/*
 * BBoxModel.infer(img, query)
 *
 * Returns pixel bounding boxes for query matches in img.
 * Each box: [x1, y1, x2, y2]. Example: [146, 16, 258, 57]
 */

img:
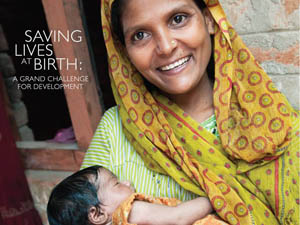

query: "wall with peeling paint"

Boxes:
[221, 0, 299, 109]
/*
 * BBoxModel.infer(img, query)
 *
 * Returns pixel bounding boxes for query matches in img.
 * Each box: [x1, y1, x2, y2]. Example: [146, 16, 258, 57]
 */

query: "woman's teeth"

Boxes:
[160, 56, 190, 71]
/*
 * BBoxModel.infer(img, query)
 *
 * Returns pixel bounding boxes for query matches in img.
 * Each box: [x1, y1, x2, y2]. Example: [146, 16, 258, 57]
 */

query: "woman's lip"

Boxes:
[157, 56, 191, 71]
[156, 56, 192, 75]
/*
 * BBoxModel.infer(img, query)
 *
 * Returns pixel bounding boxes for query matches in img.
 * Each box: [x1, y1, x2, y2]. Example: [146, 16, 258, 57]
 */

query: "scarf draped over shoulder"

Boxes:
[101, 0, 298, 224]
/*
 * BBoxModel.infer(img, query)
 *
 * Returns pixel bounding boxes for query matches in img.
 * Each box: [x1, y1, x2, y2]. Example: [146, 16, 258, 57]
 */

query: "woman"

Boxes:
[82, 0, 299, 224]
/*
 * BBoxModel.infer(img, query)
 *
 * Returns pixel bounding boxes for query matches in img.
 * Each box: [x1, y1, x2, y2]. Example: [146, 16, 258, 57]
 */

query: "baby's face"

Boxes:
[96, 168, 135, 216]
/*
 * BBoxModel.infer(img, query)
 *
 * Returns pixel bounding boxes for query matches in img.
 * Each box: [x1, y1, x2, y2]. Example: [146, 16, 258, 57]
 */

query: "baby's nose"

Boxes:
[121, 180, 131, 187]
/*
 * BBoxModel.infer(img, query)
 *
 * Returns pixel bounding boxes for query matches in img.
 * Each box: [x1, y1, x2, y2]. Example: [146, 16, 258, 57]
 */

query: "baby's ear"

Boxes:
[88, 206, 108, 225]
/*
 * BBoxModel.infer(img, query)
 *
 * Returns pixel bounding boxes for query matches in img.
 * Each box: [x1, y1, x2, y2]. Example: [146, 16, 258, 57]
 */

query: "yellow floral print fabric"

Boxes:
[112, 193, 229, 225]
[101, 0, 300, 224]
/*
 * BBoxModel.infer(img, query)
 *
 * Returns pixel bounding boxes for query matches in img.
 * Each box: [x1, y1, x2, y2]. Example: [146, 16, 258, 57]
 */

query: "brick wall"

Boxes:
[221, 0, 300, 109]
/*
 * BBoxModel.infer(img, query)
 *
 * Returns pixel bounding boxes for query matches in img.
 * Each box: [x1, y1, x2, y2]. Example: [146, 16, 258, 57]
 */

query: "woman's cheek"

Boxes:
[129, 47, 153, 71]
[187, 29, 206, 48]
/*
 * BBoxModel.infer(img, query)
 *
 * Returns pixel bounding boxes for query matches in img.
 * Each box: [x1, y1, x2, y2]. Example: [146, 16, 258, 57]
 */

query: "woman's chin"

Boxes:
[161, 86, 194, 96]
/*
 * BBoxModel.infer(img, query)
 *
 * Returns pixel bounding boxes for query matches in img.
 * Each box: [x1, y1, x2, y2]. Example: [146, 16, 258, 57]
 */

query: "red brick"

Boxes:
[250, 43, 300, 67]
[284, 0, 300, 15]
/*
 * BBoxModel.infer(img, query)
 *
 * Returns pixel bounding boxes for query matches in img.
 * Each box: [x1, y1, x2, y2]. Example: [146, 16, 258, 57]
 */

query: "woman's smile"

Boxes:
[157, 55, 191, 73]
[122, 0, 215, 95]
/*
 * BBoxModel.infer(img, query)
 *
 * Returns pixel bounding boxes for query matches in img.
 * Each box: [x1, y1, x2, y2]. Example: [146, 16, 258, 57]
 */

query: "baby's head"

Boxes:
[47, 166, 135, 225]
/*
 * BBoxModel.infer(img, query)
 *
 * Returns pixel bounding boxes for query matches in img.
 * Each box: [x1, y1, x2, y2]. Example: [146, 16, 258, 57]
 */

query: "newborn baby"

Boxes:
[47, 165, 228, 225]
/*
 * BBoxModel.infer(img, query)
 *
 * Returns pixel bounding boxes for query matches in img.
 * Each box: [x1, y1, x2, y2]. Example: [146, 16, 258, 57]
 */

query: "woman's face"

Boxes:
[122, 0, 214, 95]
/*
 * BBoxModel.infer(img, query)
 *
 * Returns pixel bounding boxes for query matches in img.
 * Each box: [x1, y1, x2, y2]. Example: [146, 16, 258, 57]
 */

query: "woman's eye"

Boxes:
[133, 32, 148, 41]
[171, 15, 187, 25]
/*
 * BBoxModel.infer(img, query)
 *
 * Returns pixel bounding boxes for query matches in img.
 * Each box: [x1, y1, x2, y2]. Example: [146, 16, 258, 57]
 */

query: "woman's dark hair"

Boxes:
[111, 0, 214, 85]
[47, 165, 102, 225]
[111, 0, 206, 45]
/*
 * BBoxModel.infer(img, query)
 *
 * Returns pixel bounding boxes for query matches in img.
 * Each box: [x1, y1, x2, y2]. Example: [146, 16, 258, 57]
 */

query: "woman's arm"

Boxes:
[128, 197, 212, 225]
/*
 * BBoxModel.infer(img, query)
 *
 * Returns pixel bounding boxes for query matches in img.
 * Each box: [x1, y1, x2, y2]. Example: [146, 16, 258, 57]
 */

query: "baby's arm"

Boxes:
[128, 197, 212, 225]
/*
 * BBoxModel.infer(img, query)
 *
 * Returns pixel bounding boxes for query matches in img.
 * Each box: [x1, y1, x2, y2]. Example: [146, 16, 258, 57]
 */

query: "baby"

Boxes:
[47, 165, 228, 225]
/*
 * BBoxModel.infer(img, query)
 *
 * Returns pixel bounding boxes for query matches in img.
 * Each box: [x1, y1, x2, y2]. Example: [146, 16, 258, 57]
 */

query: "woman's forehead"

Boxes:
[121, 0, 200, 29]
[123, 0, 197, 13]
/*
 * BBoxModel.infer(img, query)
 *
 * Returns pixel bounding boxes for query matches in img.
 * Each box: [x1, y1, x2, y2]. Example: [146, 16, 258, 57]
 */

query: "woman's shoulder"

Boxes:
[102, 105, 120, 121]
[97, 106, 121, 127]
[92, 106, 123, 138]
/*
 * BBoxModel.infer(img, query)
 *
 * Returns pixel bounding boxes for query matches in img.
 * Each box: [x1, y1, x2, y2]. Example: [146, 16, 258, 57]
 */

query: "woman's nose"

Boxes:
[155, 29, 176, 56]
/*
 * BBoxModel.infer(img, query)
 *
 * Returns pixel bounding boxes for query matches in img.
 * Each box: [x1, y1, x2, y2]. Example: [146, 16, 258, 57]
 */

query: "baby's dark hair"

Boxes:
[47, 165, 102, 225]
